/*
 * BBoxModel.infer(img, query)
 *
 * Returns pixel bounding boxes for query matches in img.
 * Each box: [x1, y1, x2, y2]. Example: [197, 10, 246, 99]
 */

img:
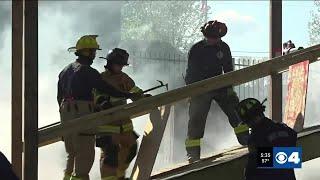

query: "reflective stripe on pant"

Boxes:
[63, 173, 72, 180]
[187, 88, 240, 142]
[185, 138, 201, 162]
[100, 132, 138, 179]
[185, 138, 201, 148]
[70, 176, 82, 180]
[97, 123, 134, 134]
[60, 100, 95, 180]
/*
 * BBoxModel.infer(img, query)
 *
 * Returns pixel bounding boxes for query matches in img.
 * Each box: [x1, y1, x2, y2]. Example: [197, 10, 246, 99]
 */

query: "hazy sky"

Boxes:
[1, 1, 320, 179]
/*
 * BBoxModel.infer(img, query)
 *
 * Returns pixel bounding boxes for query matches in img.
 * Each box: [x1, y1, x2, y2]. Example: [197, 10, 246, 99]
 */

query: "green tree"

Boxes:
[308, 1, 320, 46]
[121, 1, 209, 52]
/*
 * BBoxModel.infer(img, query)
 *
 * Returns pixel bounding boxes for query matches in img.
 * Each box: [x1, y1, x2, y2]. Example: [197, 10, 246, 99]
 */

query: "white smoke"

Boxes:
[0, 1, 12, 158]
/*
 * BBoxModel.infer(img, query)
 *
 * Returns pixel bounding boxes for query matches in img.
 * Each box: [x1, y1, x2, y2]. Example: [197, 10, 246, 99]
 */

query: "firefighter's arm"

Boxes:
[57, 78, 63, 106]
[127, 77, 151, 101]
[129, 86, 144, 101]
[89, 68, 131, 98]
[92, 89, 112, 110]
[57, 71, 64, 105]
[185, 47, 197, 85]
[286, 125, 298, 145]
[223, 43, 234, 73]
[222, 44, 237, 96]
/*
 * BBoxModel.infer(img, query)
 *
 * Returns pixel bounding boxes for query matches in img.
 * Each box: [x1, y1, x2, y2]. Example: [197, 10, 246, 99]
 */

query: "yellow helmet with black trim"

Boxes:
[68, 35, 101, 52]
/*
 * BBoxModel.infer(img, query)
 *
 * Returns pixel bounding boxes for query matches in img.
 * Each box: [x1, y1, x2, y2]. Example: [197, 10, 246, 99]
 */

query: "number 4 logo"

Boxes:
[273, 147, 302, 169]
[288, 152, 301, 164]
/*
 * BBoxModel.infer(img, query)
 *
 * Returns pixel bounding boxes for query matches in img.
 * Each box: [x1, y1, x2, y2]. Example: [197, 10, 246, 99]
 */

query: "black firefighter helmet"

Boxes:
[236, 98, 267, 124]
[100, 48, 129, 66]
[201, 20, 228, 38]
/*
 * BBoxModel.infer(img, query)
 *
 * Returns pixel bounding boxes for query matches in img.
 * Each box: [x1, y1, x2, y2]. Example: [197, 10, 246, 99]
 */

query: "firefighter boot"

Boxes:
[185, 138, 201, 163]
[186, 146, 200, 163]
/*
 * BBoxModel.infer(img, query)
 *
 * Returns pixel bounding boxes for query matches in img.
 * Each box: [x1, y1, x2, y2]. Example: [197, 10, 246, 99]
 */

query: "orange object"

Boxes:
[284, 60, 309, 132]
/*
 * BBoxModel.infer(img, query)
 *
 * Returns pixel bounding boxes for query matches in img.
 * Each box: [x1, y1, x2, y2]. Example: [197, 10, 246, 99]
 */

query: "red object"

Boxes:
[272, 47, 282, 57]
[284, 60, 309, 132]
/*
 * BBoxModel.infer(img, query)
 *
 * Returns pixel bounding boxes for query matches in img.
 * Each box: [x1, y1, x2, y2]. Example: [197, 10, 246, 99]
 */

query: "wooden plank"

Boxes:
[11, 0, 23, 178]
[24, 1, 38, 179]
[151, 125, 320, 180]
[38, 137, 61, 147]
[284, 61, 309, 132]
[269, 0, 283, 122]
[151, 145, 245, 176]
[131, 106, 171, 180]
[38, 44, 320, 146]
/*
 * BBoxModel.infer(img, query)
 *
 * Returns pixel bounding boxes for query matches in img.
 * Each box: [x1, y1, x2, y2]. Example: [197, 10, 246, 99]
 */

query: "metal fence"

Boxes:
[233, 58, 269, 102]
[128, 51, 269, 101]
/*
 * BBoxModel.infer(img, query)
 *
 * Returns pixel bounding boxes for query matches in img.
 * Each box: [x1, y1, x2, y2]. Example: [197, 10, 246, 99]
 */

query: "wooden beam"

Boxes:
[38, 44, 320, 146]
[269, 0, 283, 122]
[152, 147, 248, 180]
[24, 1, 38, 179]
[151, 125, 320, 180]
[270, 74, 282, 121]
[131, 106, 171, 180]
[11, 0, 23, 178]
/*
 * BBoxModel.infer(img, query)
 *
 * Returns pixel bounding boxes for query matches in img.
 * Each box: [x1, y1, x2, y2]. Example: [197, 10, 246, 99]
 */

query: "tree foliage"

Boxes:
[308, 0, 320, 46]
[121, 1, 208, 52]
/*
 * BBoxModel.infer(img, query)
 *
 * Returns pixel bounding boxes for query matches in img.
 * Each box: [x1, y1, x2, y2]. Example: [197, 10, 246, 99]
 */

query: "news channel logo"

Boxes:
[257, 147, 302, 169]
[273, 147, 302, 169]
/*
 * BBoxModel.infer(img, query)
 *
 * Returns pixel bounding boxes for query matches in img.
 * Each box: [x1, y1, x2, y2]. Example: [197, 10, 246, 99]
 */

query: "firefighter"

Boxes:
[283, 40, 304, 55]
[93, 48, 150, 180]
[0, 151, 19, 180]
[58, 36, 136, 180]
[236, 98, 297, 180]
[185, 20, 248, 163]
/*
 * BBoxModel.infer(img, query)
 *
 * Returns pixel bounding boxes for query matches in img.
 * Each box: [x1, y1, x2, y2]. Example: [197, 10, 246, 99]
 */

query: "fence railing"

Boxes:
[129, 51, 269, 101]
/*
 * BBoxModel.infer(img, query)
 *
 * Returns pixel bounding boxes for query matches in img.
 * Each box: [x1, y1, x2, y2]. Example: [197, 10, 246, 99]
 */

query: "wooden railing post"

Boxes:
[11, 0, 23, 178]
[131, 106, 171, 180]
[24, 0, 38, 179]
[269, 0, 283, 122]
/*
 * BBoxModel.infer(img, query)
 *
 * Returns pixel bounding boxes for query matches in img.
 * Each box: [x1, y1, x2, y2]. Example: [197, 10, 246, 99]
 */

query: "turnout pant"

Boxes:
[97, 130, 138, 180]
[60, 100, 95, 180]
[186, 88, 240, 162]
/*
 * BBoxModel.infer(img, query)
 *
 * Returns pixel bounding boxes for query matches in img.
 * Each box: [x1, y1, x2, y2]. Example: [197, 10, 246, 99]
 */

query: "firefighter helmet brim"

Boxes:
[68, 35, 102, 52]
